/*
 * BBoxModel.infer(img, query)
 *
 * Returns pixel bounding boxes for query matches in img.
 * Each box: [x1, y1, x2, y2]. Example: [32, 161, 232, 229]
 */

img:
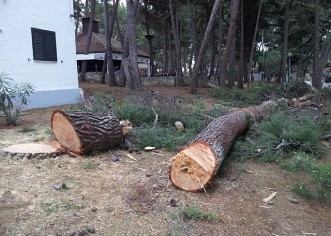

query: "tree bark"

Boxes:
[79, 0, 96, 82]
[238, 0, 244, 89]
[190, 0, 221, 94]
[279, 0, 290, 83]
[248, 0, 263, 86]
[169, 0, 183, 86]
[103, 0, 120, 86]
[51, 110, 124, 154]
[122, 0, 142, 90]
[312, 0, 321, 89]
[169, 100, 277, 192]
[219, 0, 240, 88]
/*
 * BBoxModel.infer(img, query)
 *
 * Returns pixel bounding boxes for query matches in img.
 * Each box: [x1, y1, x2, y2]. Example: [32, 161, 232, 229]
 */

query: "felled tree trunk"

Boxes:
[51, 110, 124, 154]
[169, 100, 277, 192]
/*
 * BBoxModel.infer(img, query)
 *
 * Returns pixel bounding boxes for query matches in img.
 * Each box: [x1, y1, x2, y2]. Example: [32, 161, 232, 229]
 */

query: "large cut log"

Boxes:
[169, 100, 277, 192]
[51, 110, 124, 154]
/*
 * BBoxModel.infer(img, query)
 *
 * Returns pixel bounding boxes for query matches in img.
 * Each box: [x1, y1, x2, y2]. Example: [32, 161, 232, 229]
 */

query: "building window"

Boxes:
[31, 28, 57, 61]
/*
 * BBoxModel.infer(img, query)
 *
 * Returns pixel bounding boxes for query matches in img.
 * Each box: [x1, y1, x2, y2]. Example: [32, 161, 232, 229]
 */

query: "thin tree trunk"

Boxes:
[210, 28, 216, 76]
[104, 0, 119, 86]
[123, 0, 142, 90]
[228, 34, 236, 88]
[101, 55, 107, 84]
[144, 0, 155, 76]
[248, 0, 263, 86]
[296, 46, 303, 79]
[279, 0, 290, 83]
[163, 23, 168, 75]
[320, 40, 331, 72]
[169, 0, 183, 86]
[217, 0, 224, 79]
[79, 0, 96, 81]
[220, 0, 240, 88]
[312, 0, 321, 88]
[238, 0, 244, 89]
[190, 0, 221, 94]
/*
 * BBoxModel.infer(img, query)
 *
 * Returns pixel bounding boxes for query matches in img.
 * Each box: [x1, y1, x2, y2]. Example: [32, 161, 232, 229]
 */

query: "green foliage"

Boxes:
[212, 82, 283, 106]
[41, 201, 84, 214]
[18, 127, 36, 133]
[81, 160, 98, 170]
[230, 110, 331, 201]
[291, 183, 312, 199]
[182, 206, 216, 221]
[0, 73, 34, 125]
[230, 112, 323, 162]
[132, 125, 197, 151]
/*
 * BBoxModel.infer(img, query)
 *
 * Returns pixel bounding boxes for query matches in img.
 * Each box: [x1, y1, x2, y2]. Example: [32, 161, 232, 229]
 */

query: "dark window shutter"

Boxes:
[31, 28, 57, 61]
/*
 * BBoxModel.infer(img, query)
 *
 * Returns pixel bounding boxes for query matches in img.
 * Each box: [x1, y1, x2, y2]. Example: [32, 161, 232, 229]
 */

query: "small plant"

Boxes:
[41, 202, 58, 214]
[182, 206, 216, 221]
[61, 201, 85, 211]
[18, 127, 36, 133]
[81, 160, 98, 170]
[0, 73, 34, 125]
[291, 183, 312, 199]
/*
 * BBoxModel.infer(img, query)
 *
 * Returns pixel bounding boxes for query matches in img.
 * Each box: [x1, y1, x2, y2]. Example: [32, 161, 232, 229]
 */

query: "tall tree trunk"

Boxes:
[228, 34, 236, 88]
[219, 0, 240, 88]
[79, 0, 96, 81]
[248, 0, 263, 87]
[144, 0, 155, 76]
[238, 0, 244, 89]
[210, 28, 216, 76]
[217, 0, 224, 78]
[123, 0, 142, 90]
[169, 0, 183, 86]
[163, 23, 169, 75]
[296, 45, 303, 79]
[103, 0, 119, 86]
[312, 0, 321, 88]
[279, 0, 290, 83]
[101, 55, 107, 84]
[190, 0, 221, 94]
[320, 40, 331, 72]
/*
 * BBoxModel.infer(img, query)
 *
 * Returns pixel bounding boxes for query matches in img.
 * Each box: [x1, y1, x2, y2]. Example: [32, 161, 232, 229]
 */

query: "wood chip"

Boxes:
[301, 232, 317, 236]
[144, 146, 156, 151]
[263, 192, 277, 203]
[126, 154, 137, 161]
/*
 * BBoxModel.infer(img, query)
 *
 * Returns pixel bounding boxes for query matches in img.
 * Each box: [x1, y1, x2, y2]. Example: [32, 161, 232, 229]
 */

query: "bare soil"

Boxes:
[0, 82, 330, 236]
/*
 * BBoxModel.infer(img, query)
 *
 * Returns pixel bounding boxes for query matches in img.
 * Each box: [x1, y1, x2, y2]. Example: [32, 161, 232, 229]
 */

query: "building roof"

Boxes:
[76, 33, 150, 58]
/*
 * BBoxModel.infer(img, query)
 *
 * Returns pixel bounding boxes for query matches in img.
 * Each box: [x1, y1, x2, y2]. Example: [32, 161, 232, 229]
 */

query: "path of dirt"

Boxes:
[0, 83, 330, 236]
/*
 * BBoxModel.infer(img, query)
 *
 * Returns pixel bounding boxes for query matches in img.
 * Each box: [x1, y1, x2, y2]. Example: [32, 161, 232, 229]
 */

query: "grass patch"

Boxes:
[41, 201, 85, 214]
[212, 82, 284, 106]
[18, 127, 36, 133]
[182, 206, 216, 221]
[229, 110, 331, 201]
[81, 160, 98, 170]
[291, 183, 313, 199]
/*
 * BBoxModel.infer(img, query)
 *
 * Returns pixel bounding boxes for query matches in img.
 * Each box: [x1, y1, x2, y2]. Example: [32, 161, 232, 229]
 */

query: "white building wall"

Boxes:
[0, 0, 80, 108]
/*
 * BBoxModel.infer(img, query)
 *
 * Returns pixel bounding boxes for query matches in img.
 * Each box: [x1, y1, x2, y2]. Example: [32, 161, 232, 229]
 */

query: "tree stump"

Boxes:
[169, 100, 277, 192]
[51, 110, 124, 154]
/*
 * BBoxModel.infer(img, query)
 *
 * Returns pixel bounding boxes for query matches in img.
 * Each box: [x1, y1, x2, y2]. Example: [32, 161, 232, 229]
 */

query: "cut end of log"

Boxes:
[51, 110, 82, 154]
[169, 142, 218, 192]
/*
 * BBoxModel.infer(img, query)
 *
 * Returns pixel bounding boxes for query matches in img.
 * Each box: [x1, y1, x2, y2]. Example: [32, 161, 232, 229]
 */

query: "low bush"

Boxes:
[0, 73, 34, 125]
[212, 82, 284, 106]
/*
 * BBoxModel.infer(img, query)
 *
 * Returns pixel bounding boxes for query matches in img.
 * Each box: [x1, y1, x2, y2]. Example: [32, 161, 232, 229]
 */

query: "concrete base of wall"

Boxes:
[24, 88, 82, 109]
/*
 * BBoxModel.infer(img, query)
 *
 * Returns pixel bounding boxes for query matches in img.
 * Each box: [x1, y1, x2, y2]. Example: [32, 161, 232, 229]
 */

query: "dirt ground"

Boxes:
[0, 82, 330, 236]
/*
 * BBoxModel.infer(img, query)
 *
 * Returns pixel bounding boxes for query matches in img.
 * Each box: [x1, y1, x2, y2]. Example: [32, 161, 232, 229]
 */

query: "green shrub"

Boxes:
[291, 183, 312, 199]
[0, 73, 34, 125]
[182, 206, 216, 221]
[212, 82, 283, 106]
[230, 111, 324, 162]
